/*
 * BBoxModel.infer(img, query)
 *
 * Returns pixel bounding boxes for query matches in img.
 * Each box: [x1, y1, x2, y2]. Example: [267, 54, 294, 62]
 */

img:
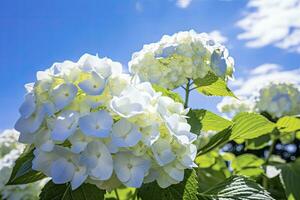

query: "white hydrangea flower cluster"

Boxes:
[218, 83, 300, 119]
[0, 129, 46, 200]
[129, 30, 234, 89]
[255, 83, 300, 118]
[217, 97, 255, 118]
[15, 54, 197, 190]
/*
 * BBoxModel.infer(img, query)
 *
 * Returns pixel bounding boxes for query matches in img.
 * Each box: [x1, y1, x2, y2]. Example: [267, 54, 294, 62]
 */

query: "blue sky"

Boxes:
[1, 0, 299, 130]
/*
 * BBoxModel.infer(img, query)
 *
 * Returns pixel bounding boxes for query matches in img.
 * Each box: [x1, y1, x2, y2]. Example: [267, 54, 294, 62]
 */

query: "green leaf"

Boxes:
[198, 176, 275, 200]
[267, 176, 288, 200]
[188, 109, 233, 132]
[152, 84, 183, 103]
[231, 154, 265, 177]
[138, 169, 198, 200]
[276, 116, 300, 132]
[194, 72, 236, 97]
[198, 127, 232, 155]
[105, 188, 136, 199]
[187, 110, 202, 135]
[196, 151, 218, 168]
[279, 132, 295, 144]
[197, 168, 227, 193]
[230, 112, 275, 140]
[296, 131, 300, 140]
[39, 181, 105, 200]
[246, 134, 271, 150]
[277, 158, 300, 200]
[6, 146, 45, 185]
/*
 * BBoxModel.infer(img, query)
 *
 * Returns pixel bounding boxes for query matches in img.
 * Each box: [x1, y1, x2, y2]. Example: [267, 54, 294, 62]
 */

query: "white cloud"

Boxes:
[250, 63, 281, 75]
[237, 0, 300, 53]
[230, 64, 300, 97]
[208, 30, 228, 44]
[176, 0, 192, 8]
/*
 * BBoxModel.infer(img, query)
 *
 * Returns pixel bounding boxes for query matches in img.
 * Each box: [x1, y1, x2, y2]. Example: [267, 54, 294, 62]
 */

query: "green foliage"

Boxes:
[198, 176, 275, 200]
[188, 109, 233, 132]
[279, 132, 295, 144]
[296, 131, 300, 140]
[197, 168, 227, 193]
[196, 150, 231, 183]
[266, 176, 288, 200]
[6, 146, 45, 185]
[196, 151, 219, 168]
[277, 159, 300, 200]
[246, 134, 271, 150]
[194, 72, 236, 97]
[276, 116, 300, 132]
[152, 84, 184, 103]
[231, 154, 265, 177]
[138, 169, 198, 200]
[39, 181, 105, 200]
[197, 127, 232, 155]
[187, 109, 203, 135]
[104, 188, 136, 199]
[230, 112, 276, 140]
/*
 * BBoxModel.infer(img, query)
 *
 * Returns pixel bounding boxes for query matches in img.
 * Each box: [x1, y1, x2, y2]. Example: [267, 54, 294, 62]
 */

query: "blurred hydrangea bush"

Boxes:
[255, 83, 300, 118]
[218, 83, 300, 119]
[0, 129, 46, 200]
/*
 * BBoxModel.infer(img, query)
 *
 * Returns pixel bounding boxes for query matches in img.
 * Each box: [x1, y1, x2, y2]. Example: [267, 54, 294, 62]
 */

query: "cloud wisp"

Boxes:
[176, 0, 192, 9]
[208, 30, 228, 44]
[231, 64, 300, 97]
[237, 0, 300, 53]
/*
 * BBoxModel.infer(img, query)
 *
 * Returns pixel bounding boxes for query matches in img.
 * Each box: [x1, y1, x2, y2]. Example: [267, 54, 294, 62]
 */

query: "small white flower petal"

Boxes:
[78, 71, 106, 95]
[141, 125, 160, 146]
[15, 107, 45, 134]
[163, 164, 184, 182]
[51, 158, 75, 184]
[34, 128, 55, 152]
[79, 111, 113, 138]
[110, 97, 144, 118]
[32, 149, 58, 176]
[82, 141, 113, 180]
[125, 166, 144, 188]
[111, 119, 142, 147]
[152, 140, 175, 166]
[49, 111, 79, 141]
[71, 141, 88, 154]
[19, 93, 36, 118]
[71, 167, 88, 190]
[156, 170, 178, 188]
[114, 153, 131, 182]
[51, 83, 78, 110]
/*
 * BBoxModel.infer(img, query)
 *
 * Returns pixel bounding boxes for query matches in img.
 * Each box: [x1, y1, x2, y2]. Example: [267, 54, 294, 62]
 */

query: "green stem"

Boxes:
[184, 79, 191, 108]
[114, 189, 120, 200]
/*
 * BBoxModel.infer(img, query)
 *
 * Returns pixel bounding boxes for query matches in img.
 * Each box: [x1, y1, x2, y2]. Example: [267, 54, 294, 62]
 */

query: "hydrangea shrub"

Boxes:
[0, 129, 46, 200]
[5, 30, 300, 200]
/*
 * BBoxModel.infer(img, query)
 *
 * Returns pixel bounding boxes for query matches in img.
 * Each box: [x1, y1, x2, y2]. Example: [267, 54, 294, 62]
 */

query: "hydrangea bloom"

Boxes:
[218, 83, 300, 119]
[15, 54, 197, 190]
[217, 97, 255, 118]
[129, 30, 234, 89]
[0, 129, 46, 200]
[255, 83, 300, 118]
